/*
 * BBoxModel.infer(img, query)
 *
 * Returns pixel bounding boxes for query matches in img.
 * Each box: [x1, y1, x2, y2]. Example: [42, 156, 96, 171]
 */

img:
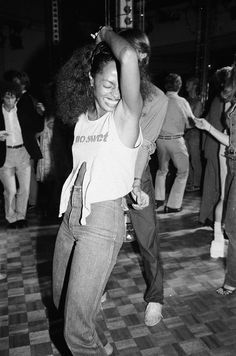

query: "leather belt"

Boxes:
[158, 135, 182, 140]
[7, 144, 24, 149]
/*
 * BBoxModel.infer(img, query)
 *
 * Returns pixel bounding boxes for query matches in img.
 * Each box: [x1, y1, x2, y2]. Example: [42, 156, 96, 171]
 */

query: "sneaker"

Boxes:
[164, 206, 182, 213]
[144, 302, 163, 327]
[104, 343, 113, 355]
[186, 185, 200, 192]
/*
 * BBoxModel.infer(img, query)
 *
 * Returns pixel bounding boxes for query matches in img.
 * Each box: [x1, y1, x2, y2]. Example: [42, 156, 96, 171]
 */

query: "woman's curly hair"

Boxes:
[55, 42, 117, 126]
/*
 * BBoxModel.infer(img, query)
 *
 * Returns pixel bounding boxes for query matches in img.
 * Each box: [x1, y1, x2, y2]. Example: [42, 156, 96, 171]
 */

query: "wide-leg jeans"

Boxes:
[53, 185, 124, 355]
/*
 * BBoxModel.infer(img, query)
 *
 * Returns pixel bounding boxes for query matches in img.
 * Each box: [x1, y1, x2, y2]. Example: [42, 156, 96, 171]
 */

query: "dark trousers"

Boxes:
[224, 159, 236, 288]
[129, 166, 164, 304]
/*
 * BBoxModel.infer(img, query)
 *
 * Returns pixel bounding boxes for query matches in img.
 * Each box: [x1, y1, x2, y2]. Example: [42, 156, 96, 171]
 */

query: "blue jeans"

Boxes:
[53, 185, 124, 355]
[224, 159, 236, 288]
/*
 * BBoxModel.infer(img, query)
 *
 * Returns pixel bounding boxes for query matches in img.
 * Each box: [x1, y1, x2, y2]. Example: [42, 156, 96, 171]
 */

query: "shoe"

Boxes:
[186, 185, 200, 192]
[6, 221, 18, 229]
[104, 343, 113, 355]
[144, 302, 163, 327]
[155, 200, 164, 209]
[216, 286, 236, 296]
[164, 206, 182, 213]
[0, 273, 6, 281]
[16, 219, 28, 228]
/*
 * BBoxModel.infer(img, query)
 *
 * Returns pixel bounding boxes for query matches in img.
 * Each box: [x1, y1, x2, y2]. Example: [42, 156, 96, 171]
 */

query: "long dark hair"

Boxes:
[55, 42, 116, 125]
[220, 58, 236, 102]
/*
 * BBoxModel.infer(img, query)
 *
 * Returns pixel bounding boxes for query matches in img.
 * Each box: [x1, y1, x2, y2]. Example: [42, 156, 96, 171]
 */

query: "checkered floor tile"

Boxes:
[1, 191, 236, 355]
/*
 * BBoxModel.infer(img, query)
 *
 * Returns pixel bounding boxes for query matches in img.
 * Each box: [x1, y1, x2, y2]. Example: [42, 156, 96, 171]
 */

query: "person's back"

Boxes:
[155, 73, 193, 213]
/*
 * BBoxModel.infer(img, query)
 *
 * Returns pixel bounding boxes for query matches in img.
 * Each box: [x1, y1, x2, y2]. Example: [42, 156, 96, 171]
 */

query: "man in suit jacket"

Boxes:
[7, 70, 45, 209]
[0, 80, 44, 228]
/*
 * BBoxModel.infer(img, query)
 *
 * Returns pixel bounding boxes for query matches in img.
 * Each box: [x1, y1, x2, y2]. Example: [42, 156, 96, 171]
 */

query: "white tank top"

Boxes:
[59, 111, 142, 224]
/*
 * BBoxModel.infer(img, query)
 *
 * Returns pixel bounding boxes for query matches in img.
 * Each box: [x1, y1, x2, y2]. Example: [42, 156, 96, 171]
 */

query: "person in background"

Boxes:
[53, 26, 148, 355]
[0, 81, 31, 228]
[194, 62, 236, 296]
[4, 70, 45, 211]
[120, 28, 168, 326]
[155, 73, 194, 213]
[199, 67, 231, 228]
[184, 76, 203, 192]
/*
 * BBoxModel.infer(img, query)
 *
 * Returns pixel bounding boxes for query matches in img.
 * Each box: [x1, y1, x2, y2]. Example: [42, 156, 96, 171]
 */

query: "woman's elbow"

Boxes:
[120, 47, 138, 65]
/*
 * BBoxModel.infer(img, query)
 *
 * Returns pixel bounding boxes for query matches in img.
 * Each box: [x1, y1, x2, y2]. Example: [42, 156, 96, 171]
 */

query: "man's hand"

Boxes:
[131, 185, 149, 210]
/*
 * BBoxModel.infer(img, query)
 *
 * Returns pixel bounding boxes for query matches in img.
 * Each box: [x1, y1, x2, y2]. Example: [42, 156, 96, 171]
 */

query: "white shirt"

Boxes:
[2, 105, 23, 146]
[59, 111, 142, 224]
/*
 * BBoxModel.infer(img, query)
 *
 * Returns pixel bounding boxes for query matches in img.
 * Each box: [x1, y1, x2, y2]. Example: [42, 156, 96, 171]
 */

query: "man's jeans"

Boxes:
[0, 146, 31, 223]
[155, 137, 189, 209]
[224, 159, 236, 288]
[53, 185, 124, 355]
[129, 166, 164, 304]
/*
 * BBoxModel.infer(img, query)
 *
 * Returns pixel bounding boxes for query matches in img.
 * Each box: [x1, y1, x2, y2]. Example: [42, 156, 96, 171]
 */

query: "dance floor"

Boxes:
[1, 191, 236, 356]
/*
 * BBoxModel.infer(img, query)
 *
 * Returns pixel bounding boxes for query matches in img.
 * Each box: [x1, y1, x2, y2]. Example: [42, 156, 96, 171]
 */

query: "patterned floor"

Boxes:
[1, 191, 236, 356]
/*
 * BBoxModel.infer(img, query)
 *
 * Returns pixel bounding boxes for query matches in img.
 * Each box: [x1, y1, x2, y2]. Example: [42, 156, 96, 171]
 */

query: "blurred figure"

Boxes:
[194, 61, 236, 296]
[199, 67, 231, 228]
[120, 28, 168, 326]
[4, 70, 45, 210]
[184, 76, 203, 191]
[155, 73, 194, 213]
[0, 81, 31, 228]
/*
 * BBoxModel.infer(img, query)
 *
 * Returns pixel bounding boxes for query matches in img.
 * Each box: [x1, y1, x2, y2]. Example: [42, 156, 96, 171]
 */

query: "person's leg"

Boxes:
[184, 131, 194, 188]
[155, 140, 170, 202]
[0, 167, 17, 223]
[129, 167, 163, 326]
[130, 167, 163, 303]
[199, 157, 220, 224]
[167, 138, 189, 209]
[211, 147, 228, 258]
[64, 196, 124, 355]
[190, 131, 202, 188]
[52, 216, 76, 309]
[15, 147, 31, 221]
[222, 163, 236, 290]
[28, 159, 38, 207]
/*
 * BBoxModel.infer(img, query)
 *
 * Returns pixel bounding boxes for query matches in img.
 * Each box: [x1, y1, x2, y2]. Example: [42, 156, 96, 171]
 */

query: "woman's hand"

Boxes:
[193, 118, 211, 132]
[90, 26, 113, 44]
[131, 186, 149, 210]
[0, 131, 8, 141]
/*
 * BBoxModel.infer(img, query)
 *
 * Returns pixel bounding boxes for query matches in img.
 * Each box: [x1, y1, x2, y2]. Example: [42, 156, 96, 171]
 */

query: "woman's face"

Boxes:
[92, 61, 121, 115]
